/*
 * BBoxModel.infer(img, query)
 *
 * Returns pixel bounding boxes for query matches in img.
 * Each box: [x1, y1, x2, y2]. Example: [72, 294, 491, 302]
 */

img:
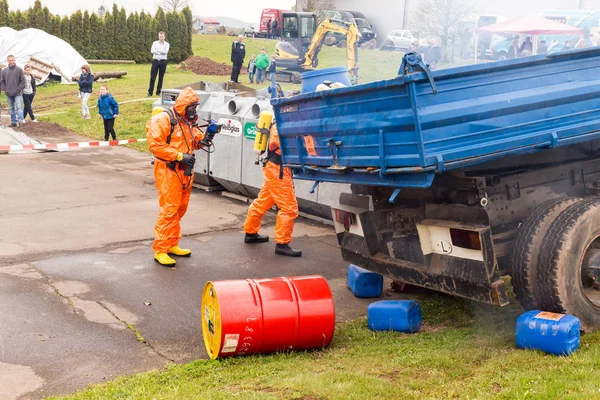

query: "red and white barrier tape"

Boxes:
[0, 138, 147, 152]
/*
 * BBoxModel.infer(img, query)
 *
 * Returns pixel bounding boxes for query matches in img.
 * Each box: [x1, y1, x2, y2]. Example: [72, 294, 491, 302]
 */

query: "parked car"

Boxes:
[382, 30, 417, 51]
[347, 11, 377, 44]
[244, 25, 257, 37]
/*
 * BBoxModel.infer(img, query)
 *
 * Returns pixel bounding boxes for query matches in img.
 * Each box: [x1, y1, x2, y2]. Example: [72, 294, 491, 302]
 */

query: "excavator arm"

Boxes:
[301, 19, 360, 79]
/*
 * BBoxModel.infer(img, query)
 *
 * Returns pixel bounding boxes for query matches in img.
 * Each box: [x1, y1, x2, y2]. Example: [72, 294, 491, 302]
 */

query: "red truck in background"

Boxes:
[246, 9, 289, 38]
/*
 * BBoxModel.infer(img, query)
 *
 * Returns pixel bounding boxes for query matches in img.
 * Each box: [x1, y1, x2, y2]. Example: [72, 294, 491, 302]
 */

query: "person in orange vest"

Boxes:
[146, 86, 216, 267]
[243, 122, 302, 257]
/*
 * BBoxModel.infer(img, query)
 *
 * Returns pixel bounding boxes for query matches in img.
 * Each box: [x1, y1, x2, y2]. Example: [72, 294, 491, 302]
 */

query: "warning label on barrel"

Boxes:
[536, 311, 565, 321]
[221, 334, 240, 353]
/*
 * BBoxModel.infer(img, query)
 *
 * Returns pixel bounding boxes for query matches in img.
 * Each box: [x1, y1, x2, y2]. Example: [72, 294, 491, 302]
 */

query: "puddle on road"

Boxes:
[0, 264, 43, 280]
[0, 362, 44, 400]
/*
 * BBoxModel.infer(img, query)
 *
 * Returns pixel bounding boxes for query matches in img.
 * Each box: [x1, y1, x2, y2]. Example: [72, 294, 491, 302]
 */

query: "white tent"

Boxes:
[0, 27, 87, 84]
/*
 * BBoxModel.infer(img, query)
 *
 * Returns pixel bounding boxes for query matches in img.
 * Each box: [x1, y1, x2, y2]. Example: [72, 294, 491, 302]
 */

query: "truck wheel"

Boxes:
[510, 198, 580, 310]
[536, 198, 600, 331]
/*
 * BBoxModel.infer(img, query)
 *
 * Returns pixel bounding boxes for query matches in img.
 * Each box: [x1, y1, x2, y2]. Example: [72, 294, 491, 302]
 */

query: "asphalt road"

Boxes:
[0, 134, 399, 399]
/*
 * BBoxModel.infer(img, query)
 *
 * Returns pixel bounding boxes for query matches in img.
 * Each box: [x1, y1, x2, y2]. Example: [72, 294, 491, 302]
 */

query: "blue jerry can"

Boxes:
[347, 264, 383, 298]
[515, 310, 580, 356]
[368, 300, 422, 333]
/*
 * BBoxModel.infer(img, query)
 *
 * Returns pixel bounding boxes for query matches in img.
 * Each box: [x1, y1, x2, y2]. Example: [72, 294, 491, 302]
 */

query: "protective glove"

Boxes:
[207, 120, 219, 135]
[180, 153, 196, 168]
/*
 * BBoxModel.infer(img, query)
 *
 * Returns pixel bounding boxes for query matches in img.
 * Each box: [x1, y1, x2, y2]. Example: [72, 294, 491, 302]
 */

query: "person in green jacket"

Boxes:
[254, 48, 270, 85]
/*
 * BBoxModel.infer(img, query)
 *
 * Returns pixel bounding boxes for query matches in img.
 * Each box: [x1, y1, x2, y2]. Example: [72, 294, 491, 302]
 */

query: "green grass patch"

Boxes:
[49, 294, 600, 400]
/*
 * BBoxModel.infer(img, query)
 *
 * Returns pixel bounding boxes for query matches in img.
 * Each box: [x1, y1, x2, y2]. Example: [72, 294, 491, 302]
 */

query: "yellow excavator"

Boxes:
[273, 12, 361, 83]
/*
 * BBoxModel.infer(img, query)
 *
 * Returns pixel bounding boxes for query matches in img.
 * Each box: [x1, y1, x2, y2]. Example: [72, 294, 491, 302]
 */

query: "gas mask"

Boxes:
[184, 103, 199, 123]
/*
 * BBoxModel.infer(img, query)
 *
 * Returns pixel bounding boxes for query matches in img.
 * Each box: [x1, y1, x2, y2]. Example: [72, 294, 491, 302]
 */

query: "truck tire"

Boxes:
[510, 198, 580, 310]
[536, 198, 600, 331]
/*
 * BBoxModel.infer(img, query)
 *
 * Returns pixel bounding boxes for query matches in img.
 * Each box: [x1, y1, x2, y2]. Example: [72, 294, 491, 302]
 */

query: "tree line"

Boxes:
[0, 0, 193, 63]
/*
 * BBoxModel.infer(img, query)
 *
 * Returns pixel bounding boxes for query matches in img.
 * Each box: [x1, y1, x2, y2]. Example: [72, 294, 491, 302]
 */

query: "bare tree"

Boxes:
[157, 0, 191, 13]
[409, 0, 480, 61]
[296, 0, 334, 12]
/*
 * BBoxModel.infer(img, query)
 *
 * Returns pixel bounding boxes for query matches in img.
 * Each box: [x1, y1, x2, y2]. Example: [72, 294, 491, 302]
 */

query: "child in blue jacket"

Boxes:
[97, 84, 119, 141]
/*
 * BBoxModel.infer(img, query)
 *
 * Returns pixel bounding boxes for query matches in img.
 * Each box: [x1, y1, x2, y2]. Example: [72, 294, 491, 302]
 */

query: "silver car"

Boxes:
[382, 30, 416, 51]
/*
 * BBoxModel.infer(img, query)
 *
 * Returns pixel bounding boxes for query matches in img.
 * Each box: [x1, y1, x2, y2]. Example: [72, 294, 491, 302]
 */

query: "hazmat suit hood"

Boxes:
[173, 86, 200, 117]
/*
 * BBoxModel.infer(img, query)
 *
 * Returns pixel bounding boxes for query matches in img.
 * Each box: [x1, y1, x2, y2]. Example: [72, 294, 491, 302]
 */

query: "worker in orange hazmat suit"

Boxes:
[146, 86, 212, 267]
[243, 122, 302, 257]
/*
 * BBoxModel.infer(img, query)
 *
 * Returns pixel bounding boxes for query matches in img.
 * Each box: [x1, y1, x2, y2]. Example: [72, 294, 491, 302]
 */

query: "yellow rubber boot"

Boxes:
[168, 245, 192, 257]
[154, 252, 176, 267]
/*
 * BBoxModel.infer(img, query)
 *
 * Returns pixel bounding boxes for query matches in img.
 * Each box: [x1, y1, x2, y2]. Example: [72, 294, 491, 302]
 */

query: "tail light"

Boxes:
[335, 210, 356, 231]
[450, 228, 482, 251]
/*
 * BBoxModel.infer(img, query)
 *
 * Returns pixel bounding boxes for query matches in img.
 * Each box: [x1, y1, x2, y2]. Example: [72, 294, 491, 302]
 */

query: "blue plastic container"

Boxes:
[515, 310, 580, 356]
[301, 66, 351, 93]
[368, 300, 422, 333]
[347, 264, 383, 298]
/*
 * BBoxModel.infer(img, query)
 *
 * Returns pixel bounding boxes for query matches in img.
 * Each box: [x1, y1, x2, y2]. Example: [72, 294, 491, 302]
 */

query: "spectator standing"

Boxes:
[97, 84, 119, 141]
[148, 31, 170, 97]
[266, 18, 272, 39]
[248, 54, 256, 84]
[508, 38, 519, 59]
[272, 18, 279, 39]
[1, 55, 25, 127]
[254, 48, 270, 85]
[425, 39, 442, 70]
[537, 40, 548, 55]
[230, 35, 246, 83]
[268, 55, 277, 84]
[22, 64, 37, 122]
[77, 64, 94, 119]
[519, 37, 533, 55]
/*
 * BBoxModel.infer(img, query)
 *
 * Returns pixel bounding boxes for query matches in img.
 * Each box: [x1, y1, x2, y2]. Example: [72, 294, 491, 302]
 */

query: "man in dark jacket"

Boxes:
[231, 35, 246, 83]
[425, 39, 442, 70]
[272, 18, 279, 39]
[0, 55, 25, 127]
[266, 19, 272, 39]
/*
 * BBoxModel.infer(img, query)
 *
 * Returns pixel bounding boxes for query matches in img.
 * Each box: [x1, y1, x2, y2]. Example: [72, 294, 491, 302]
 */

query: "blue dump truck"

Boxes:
[272, 48, 600, 331]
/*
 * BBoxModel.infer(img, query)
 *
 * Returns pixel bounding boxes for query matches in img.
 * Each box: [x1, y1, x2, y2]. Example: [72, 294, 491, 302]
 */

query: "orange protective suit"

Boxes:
[244, 123, 298, 244]
[146, 87, 205, 253]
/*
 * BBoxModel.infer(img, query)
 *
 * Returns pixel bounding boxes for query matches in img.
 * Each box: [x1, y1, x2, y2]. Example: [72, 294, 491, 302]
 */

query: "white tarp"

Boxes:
[0, 27, 87, 84]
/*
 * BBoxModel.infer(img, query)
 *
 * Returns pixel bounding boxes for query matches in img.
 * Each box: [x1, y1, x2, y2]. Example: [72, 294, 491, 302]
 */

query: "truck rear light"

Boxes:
[335, 210, 356, 231]
[450, 228, 482, 251]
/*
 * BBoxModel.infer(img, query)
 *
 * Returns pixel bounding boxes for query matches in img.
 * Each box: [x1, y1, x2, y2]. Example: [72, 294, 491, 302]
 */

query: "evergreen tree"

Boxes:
[139, 11, 153, 63]
[155, 7, 167, 34]
[50, 15, 61, 37]
[166, 12, 179, 62]
[82, 11, 91, 57]
[27, 0, 43, 29]
[70, 10, 84, 51]
[0, 0, 7, 27]
[12, 10, 23, 30]
[89, 13, 102, 60]
[182, 6, 193, 58]
[127, 12, 142, 63]
[42, 6, 52, 32]
[60, 15, 70, 43]
[103, 11, 114, 59]
[115, 7, 128, 59]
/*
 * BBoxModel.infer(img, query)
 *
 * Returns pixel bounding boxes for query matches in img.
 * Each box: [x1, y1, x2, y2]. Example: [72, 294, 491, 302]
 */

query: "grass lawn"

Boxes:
[49, 290, 600, 400]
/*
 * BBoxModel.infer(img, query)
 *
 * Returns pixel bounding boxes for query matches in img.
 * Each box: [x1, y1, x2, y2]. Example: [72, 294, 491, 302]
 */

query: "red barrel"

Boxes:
[201, 275, 335, 359]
